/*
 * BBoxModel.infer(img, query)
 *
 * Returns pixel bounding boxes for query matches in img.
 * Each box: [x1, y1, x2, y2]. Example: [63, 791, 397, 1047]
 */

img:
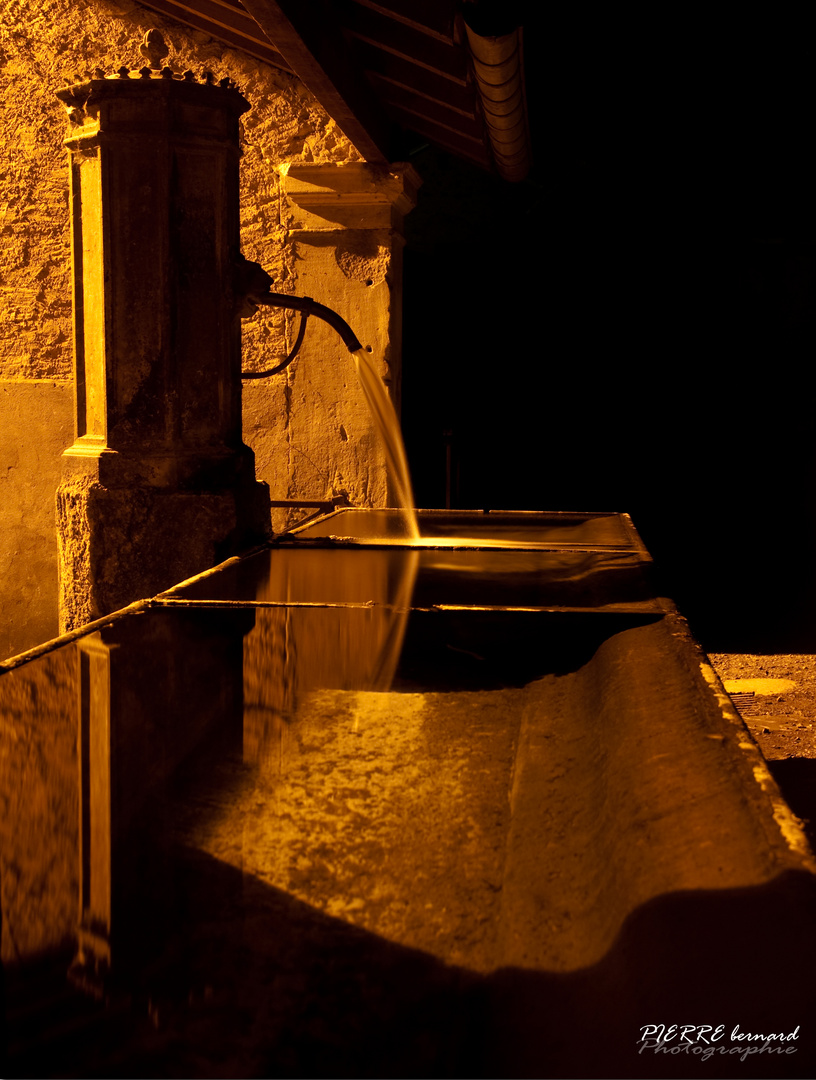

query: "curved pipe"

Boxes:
[241, 292, 363, 380]
[241, 309, 310, 379]
[256, 292, 363, 353]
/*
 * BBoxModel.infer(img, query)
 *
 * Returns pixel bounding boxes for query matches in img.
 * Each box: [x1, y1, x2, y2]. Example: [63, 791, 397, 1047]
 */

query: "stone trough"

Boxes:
[2, 509, 815, 1078]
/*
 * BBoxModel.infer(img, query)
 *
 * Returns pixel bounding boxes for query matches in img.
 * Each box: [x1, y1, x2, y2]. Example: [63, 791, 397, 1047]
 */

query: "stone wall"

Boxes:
[2, 0, 358, 385]
[0, 0, 410, 655]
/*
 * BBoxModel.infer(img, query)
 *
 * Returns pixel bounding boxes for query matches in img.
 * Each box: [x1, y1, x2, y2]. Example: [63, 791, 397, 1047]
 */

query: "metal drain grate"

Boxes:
[728, 691, 758, 713]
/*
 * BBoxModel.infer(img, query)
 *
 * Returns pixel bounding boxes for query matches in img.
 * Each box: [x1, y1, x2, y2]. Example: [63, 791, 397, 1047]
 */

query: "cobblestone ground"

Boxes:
[709, 652, 816, 848]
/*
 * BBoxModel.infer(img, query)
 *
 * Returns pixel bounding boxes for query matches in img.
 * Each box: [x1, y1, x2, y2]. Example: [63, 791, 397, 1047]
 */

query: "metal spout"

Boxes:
[258, 292, 363, 353]
[236, 258, 363, 379]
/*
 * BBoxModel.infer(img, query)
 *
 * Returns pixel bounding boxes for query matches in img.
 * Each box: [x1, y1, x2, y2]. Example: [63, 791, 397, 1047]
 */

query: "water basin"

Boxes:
[168, 545, 660, 610]
[166, 509, 658, 612]
[288, 508, 643, 548]
[3, 510, 816, 1078]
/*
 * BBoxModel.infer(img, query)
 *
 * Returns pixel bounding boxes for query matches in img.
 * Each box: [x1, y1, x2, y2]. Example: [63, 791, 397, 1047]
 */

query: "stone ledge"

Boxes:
[281, 161, 421, 231]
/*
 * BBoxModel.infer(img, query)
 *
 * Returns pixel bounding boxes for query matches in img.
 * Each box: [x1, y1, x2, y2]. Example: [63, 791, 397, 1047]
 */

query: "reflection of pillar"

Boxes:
[70, 609, 250, 995]
[242, 606, 296, 767]
[74, 633, 114, 986]
[242, 547, 419, 764]
[55, 67, 269, 631]
[244, 163, 420, 531]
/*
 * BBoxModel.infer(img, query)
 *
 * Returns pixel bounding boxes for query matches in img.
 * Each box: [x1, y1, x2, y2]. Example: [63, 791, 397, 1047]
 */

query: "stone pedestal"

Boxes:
[56, 70, 269, 630]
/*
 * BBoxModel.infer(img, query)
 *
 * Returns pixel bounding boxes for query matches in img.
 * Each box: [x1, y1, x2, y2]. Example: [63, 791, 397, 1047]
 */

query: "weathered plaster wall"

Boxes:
[0, 0, 411, 653]
[0, 381, 74, 658]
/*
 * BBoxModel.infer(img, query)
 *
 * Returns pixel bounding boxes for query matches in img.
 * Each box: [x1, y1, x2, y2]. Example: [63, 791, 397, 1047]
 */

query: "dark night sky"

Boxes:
[400, 12, 816, 653]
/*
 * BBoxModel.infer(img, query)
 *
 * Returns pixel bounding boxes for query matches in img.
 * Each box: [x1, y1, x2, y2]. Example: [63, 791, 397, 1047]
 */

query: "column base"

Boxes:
[57, 476, 270, 631]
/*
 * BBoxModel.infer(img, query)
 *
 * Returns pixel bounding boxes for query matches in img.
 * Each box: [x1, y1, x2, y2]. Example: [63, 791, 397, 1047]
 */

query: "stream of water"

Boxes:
[350, 351, 619, 555]
[351, 352, 602, 552]
[352, 348, 420, 539]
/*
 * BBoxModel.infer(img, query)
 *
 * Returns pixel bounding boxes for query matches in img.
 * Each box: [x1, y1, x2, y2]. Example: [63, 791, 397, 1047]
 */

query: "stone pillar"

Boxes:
[243, 163, 420, 531]
[55, 68, 269, 630]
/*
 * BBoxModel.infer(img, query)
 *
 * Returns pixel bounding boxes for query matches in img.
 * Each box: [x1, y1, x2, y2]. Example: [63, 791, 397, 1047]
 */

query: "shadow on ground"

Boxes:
[5, 852, 816, 1080]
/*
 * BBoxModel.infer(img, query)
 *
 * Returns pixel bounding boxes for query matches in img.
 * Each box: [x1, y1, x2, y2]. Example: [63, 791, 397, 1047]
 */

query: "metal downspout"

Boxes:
[464, 22, 531, 182]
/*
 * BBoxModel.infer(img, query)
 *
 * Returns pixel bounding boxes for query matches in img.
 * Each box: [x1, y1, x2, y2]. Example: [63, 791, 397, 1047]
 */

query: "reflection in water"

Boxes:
[2, 602, 522, 1072]
[243, 545, 419, 765]
[0, 649, 78, 966]
[3, 600, 607, 985]
[70, 613, 249, 993]
[173, 544, 656, 611]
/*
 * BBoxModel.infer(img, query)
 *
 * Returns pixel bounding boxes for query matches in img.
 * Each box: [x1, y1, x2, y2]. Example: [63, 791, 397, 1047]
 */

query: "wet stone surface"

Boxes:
[171, 685, 520, 973]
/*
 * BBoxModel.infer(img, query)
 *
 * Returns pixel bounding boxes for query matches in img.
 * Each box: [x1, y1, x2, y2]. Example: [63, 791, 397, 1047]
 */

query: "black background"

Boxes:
[401, 11, 816, 653]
